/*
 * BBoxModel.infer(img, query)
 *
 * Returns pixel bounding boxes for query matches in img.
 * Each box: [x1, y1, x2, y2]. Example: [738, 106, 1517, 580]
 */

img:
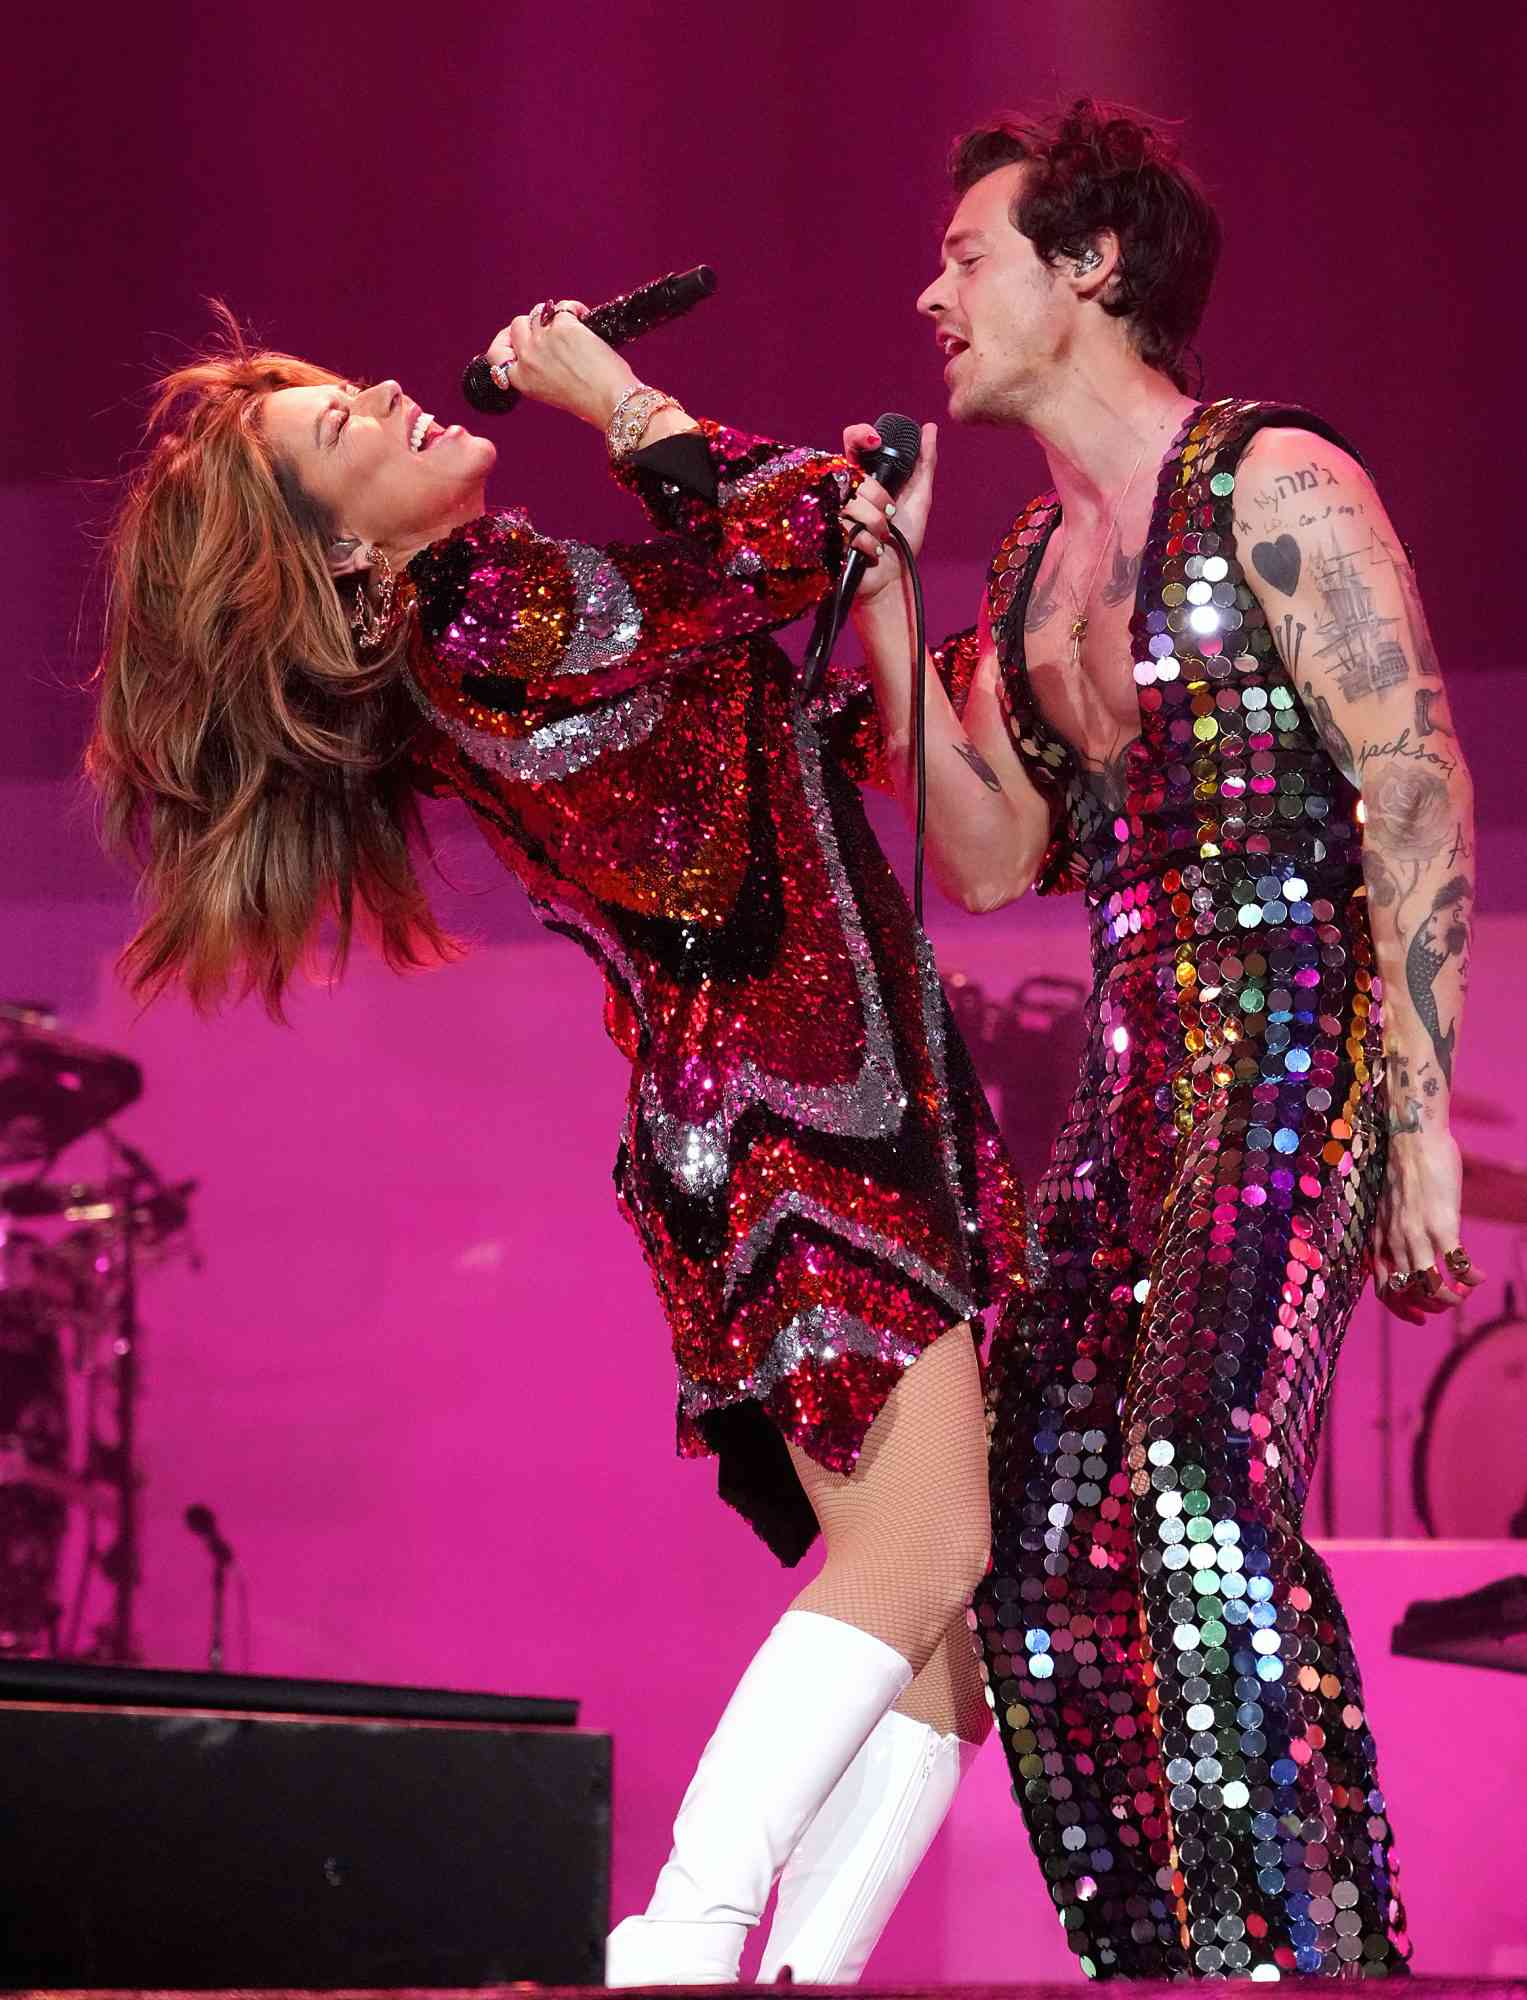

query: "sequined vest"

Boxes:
[989, 398, 1365, 905]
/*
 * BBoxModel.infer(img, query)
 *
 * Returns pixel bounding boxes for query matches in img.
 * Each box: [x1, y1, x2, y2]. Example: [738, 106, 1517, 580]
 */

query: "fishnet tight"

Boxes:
[788, 1324, 993, 1745]
[894, 1611, 992, 1745]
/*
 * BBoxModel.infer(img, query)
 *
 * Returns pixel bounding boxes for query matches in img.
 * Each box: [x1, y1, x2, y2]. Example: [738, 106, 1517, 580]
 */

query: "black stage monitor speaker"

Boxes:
[0, 1664, 611, 1988]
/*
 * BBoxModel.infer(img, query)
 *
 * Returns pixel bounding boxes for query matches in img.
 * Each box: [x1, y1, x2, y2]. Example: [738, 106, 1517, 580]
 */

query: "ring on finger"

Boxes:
[489, 357, 515, 390]
[1445, 1246, 1473, 1277]
[1385, 1270, 1416, 1293]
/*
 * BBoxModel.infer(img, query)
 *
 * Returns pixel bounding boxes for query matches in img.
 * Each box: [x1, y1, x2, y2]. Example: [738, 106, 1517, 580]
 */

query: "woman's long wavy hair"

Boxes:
[89, 308, 456, 1018]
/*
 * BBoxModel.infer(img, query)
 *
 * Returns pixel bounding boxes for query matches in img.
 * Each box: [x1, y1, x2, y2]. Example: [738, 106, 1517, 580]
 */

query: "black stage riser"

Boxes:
[0, 1702, 610, 1988]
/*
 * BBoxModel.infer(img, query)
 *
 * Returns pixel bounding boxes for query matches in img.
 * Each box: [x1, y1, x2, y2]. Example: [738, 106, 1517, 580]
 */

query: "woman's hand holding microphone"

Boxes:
[484, 300, 694, 450]
[482, 304, 933, 537]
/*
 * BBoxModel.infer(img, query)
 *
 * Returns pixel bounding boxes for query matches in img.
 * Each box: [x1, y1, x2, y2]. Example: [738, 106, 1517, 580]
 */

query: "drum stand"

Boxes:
[102, 1147, 145, 1663]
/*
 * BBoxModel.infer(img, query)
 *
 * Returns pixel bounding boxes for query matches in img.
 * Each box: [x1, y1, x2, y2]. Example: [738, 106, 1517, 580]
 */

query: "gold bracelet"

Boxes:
[607, 384, 681, 462]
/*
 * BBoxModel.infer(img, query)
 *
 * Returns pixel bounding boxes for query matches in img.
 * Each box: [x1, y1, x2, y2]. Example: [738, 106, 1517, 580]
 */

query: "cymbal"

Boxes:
[1460, 1152, 1527, 1227]
[0, 1014, 142, 1168]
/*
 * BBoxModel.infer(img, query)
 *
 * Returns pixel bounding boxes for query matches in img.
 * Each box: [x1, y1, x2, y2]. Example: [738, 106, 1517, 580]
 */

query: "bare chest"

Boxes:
[1019, 506, 1155, 800]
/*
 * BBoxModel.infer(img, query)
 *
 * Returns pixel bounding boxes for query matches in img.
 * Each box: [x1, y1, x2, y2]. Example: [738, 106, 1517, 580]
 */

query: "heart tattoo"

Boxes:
[1252, 534, 1301, 596]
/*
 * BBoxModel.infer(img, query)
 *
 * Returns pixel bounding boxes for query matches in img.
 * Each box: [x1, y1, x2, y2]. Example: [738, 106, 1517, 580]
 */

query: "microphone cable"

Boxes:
[886, 523, 930, 931]
[807, 521, 931, 929]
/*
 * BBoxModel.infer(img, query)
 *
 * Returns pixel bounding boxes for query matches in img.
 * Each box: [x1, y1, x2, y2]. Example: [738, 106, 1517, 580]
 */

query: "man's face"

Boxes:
[917, 164, 1067, 425]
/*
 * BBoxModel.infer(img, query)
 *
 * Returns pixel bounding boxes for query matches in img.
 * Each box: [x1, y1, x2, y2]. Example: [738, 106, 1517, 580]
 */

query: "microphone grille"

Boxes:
[873, 412, 921, 466]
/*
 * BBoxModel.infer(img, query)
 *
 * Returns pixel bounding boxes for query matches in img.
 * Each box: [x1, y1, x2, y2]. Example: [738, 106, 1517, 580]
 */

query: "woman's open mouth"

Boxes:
[409, 408, 453, 453]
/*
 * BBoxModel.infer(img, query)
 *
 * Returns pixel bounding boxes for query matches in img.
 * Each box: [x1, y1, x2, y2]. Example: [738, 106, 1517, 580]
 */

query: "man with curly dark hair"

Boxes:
[834, 98, 1477, 1977]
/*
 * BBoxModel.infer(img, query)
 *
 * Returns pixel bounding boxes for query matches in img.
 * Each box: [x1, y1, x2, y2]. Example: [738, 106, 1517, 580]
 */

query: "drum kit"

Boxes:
[0, 1002, 195, 1663]
[945, 970, 1527, 1545]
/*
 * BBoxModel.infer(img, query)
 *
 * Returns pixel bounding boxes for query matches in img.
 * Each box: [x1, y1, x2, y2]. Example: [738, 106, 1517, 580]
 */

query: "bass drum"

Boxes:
[1412, 1310, 1527, 1538]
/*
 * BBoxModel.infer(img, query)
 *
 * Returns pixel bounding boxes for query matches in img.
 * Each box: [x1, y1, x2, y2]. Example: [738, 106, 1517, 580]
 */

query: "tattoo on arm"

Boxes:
[1386, 1052, 1441, 1138]
[1381, 537, 1443, 679]
[1355, 728, 1455, 779]
[1312, 528, 1411, 700]
[1267, 460, 1339, 505]
[1414, 685, 1452, 739]
[1365, 766, 1452, 863]
[1364, 846, 1403, 911]
[1300, 678, 1358, 784]
[1404, 874, 1471, 1085]
[1252, 534, 1301, 596]
[1277, 616, 1307, 673]
[1362, 767, 1451, 926]
[954, 740, 1004, 794]
[1387, 1052, 1425, 1136]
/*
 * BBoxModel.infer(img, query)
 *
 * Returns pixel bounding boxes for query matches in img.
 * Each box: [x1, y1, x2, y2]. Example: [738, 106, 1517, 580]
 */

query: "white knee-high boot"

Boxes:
[604, 1609, 913, 1988]
[758, 1709, 980, 1985]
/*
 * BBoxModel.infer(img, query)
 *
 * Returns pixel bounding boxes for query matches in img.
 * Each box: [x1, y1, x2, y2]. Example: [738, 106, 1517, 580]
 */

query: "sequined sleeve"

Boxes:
[816, 628, 982, 793]
[614, 417, 857, 626]
[405, 506, 846, 910]
[408, 502, 839, 720]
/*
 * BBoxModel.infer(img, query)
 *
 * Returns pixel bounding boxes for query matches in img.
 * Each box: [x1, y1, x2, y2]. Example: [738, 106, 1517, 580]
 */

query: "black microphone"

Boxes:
[803, 411, 923, 685]
[184, 1502, 234, 1566]
[463, 265, 719, 415]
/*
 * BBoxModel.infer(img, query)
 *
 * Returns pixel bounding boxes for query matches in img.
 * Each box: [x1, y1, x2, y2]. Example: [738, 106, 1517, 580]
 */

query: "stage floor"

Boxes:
[12, 1982, 1527, 1999]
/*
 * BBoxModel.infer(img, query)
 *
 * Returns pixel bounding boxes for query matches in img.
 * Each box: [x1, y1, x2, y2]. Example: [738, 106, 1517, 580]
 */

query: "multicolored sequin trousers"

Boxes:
[972, 401, 1410, 1978]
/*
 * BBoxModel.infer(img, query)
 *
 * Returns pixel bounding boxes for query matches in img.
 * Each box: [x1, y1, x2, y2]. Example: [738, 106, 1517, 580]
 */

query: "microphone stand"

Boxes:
[206, 1544, 231, 1673]
[185, 1506, 235, 1671]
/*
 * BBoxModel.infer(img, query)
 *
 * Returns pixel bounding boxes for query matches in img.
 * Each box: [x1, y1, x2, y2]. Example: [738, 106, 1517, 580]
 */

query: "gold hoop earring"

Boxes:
[350, 545, 397, 651]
